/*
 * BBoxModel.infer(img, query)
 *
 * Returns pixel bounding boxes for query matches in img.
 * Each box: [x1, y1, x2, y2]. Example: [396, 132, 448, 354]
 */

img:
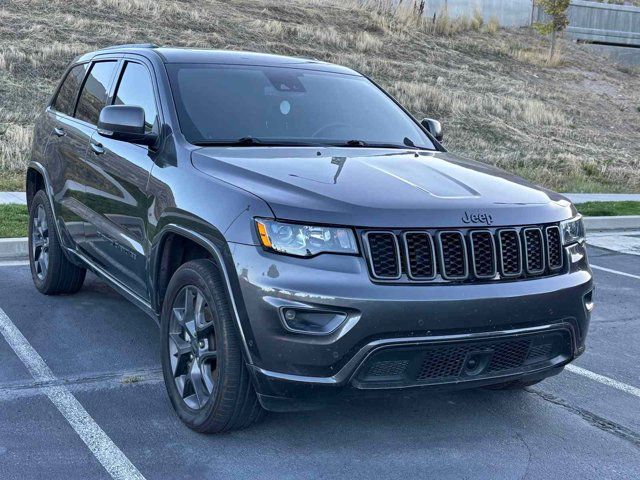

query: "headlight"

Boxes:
[560, 215, 586, 245]
[255, 218, 358, 257]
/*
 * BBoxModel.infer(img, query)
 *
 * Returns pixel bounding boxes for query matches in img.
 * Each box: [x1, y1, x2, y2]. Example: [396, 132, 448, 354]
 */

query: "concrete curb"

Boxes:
[0, 237, 29, 260]
[583, 215, 640, 232]
[1, 215, 639, 261]
[0, 192, 27, 205]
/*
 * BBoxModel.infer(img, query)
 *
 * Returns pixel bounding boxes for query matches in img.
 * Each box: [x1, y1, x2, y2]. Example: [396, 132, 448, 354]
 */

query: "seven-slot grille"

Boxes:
[363, 224, 564, 283]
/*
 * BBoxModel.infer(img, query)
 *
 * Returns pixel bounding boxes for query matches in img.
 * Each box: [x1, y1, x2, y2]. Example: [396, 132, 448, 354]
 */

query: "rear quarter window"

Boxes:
[75, 61, 118, 125]
[51, 63, 89, 116]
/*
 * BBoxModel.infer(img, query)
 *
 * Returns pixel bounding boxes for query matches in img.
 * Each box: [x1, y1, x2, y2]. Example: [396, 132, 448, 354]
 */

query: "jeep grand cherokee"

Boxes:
[26, 44, 593, 433]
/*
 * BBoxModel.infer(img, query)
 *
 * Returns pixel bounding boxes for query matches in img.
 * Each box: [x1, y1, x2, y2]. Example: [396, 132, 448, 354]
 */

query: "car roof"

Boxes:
[78, 45, 359, 76]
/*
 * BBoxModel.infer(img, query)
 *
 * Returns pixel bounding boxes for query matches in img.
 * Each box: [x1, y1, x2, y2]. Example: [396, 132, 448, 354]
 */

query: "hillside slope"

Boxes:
[0, 0, 639, 192]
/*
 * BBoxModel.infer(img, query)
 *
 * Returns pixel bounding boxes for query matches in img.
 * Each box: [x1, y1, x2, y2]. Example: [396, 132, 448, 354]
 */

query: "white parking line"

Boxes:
[0, 307, 145, 480]
[0, 260, 29, 267]
[591, 264, 640, 280]
[566, 364, 640, 399]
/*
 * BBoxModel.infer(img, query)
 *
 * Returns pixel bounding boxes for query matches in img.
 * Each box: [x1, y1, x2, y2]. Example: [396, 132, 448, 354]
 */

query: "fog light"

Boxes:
[280, 308, 347, 335]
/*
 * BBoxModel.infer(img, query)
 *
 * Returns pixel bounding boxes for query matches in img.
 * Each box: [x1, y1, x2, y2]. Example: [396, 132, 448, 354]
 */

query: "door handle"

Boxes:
[90, 142, 105, 155]
[54, 127, 66, 137]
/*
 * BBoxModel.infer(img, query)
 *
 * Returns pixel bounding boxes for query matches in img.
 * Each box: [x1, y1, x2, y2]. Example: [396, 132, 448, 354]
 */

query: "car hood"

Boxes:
[192, 147, 576, 228]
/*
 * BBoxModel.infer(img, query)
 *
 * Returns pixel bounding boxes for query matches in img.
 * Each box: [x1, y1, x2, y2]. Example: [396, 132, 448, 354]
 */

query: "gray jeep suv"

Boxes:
[27, 44, 593, 433]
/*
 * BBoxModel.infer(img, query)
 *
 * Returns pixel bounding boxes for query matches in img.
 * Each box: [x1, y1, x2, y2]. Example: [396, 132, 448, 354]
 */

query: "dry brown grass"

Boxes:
[0, 0, 639, 192]
[358, 0, 491, 37]
[484, 17, 500, 35]
[512, 47, 566, 68]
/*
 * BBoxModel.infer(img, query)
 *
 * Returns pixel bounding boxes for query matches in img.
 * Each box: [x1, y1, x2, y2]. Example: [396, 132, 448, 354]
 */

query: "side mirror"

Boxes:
[421, 118, 443, 142]
[97, 105, 157, 146]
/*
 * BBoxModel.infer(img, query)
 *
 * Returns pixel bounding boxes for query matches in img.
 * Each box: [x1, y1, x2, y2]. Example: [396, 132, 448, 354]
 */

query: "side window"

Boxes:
[75, 61, 117, 125]
[113, 62, 159, 134]
[52, 64, 88, 116]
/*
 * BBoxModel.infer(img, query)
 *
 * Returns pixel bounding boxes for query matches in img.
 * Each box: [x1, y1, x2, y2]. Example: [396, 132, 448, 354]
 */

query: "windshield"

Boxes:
[167, 64, 436, 150]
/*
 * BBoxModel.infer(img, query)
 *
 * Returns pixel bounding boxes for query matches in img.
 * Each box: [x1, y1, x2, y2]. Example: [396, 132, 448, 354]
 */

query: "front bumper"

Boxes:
[229, 242, 593, 410]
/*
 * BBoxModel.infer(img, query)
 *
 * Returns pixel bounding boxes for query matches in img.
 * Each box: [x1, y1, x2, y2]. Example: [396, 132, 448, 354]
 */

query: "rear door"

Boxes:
[82, 58, 161, 300]
[44, 62, 92, 249]
[44, 59, 119, 251]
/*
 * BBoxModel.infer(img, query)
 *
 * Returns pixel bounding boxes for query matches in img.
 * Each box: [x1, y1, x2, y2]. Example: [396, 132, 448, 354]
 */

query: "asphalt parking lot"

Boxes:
[0, 244, 639, 480]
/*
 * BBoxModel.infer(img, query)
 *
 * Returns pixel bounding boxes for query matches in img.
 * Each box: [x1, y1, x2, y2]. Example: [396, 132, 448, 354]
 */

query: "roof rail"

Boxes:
[98, 43, 159, 51]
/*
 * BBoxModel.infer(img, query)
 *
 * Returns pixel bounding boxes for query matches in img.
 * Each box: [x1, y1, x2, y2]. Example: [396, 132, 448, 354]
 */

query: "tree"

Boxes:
[534, 0, 571, 61]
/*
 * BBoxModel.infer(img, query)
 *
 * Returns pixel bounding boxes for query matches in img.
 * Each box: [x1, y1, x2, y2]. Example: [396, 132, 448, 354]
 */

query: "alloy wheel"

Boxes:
[168, 285, 218, 410]
[32, 204, 50, 280]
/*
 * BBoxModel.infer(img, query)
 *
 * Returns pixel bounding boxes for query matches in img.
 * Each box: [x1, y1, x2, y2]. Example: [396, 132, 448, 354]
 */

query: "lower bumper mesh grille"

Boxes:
[355, 330, 572, 388]
[417, 338, 532, 380]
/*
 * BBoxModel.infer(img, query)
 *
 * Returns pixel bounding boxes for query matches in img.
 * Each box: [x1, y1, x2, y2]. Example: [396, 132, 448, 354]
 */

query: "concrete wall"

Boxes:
[583, 43, 640, 66]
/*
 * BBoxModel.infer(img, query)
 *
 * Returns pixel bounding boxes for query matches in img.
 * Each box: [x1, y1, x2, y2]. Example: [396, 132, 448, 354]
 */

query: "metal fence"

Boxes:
[534, 0, 640, 47]
[418, 0, 534, 27]
[388, 1, 640, 45]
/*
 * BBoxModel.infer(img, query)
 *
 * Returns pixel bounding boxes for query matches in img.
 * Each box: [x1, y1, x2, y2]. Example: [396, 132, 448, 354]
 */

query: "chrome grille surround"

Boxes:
[469, 230, 497, 279]
[522, 227, 546, 275]
[363, 231, 402, 280]
[436, 231, 469, 281]
[402, 231, 437, 280]
[361, 223, 565, 284]
[497, 228, 523, 278]
[545, 226, 563, 271]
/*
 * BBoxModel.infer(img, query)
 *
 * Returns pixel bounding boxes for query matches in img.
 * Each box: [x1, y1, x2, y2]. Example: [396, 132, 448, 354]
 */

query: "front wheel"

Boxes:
[160, 259, 263, 433]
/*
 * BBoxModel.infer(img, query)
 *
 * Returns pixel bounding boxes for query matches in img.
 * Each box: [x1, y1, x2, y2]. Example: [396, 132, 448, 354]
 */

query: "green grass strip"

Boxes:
[1, 201, 639, 240]
[0, 204, 29, 238]
[576, 201, 640, 217]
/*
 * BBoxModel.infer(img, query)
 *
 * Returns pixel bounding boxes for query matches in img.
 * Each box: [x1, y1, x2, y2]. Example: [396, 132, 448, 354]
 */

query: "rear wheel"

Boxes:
[29, 190, 86, 295]
[160, 259, 263, 433]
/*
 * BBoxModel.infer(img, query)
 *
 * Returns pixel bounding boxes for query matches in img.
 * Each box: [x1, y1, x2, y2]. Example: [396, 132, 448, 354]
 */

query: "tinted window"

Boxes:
[167, 64, 435, 150]
[113, 62, 158, 133]
[75, 61, 117, 125]
[52, 64, 88, 116]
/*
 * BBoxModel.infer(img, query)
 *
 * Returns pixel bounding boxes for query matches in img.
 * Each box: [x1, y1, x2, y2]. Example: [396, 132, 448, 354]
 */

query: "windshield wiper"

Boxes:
[236, 136, 261, 145]
[344, 139, 367, 147]
[334, 139, 431, 151]
[193, 137, 324, 147]
[193, 136, 262, 147]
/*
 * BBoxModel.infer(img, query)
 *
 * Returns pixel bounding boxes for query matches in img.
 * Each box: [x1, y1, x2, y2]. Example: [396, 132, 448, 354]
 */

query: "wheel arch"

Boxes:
[151, 223, 255, 365]
[25, 161, 76, 257]
[26, 166, 45, 208]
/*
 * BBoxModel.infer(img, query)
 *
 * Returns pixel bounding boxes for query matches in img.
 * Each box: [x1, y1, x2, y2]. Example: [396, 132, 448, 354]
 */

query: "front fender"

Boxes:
[149, 221, 259, 365]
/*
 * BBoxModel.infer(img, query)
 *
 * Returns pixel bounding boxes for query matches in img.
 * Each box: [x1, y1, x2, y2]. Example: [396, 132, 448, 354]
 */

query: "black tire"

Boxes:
[160, 259, 264, 433]
[485, 379, 544, 390]
[29, 190, 86, 295]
